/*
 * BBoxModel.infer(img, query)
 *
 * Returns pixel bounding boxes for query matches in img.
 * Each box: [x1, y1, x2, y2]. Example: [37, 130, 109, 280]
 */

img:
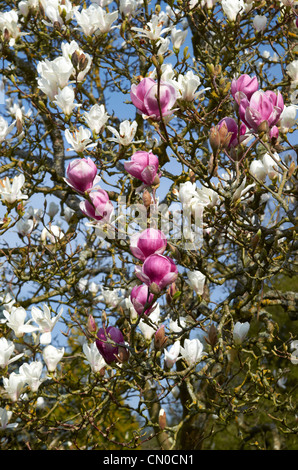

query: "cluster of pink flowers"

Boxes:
[233, 73, 284, 139]
[211, 74, 285, 151]
[64, 157, 114, 222]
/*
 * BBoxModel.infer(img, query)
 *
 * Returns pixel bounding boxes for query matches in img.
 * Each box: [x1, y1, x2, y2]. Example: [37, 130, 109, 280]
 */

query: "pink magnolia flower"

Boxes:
[135, 254, 178, 293]
[217, 117, 247, 147]
[239, 90, 284, 131]
[79, 188, 113, 221]
[130, 77, 177, 120]
[130, 284, 156, 316]
[96, 326, 126, 364]
[130, 228, 167, 261]
[124, 151, 159, 185]
[64, 157, 100, 193]
[231, 74, 259, 103]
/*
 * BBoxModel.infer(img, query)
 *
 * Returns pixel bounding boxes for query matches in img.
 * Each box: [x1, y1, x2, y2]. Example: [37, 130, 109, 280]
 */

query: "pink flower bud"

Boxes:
[96, 326, 126, 364]
[239, 90, 284, 132]
[217, 117, 247, 148]
[130, 77, 177, 120]
[135, 254, 178, 293]
[124, 151, 159, 186]
[231, 74, 259, 102]
[64, 158, 99, 193]
[130, 228, 167, 261]
[79, 189, 114, 221]
[130, 284, 156, 316]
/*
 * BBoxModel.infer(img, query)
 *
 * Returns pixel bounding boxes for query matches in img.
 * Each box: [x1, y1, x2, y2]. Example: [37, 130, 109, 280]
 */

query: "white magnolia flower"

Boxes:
[31, 304, 63, 344]
[75, 4, 118, 36]
[249, 160, 267, 181]
[0, 115, 15, 143]
[253, 15, 267, 32]
[83, 104, 109, 134]
[0, 173, 28, 204]
[164, 340, 181, 368]
[19, 361, 46, 392]
[83, 341, 106, 373]
[107, 120, 143, 146]
[175, 71, 206, 102]
[61, 40, 92, 82]
[169, 317, 186, 333]
[16, 217, 35, 237]
[0, 407, 18, 430]
[187, 270, 206, 296]
[43, 345, 64, 372]
[139, 304, 160, 341]
[2, 372, 26, 401]
[41, 0, 78, 28]
[180, 338, 204, 366]
[0, 9, 21, 46]
[0, 338, 24, 368]
[37, 56, 74, 100]
[53, 86, 81, 116]
[279, 105, 297, 133]
[286, 60, 298, 88]
[132, 15, 171, 41]
[171, 27, 188, 50]
[65, 126, 96, 153]
[222, 0, 245, 22]
[3, 306, 38, 338]
[40, 225, 65, 244]
[233, 321, 250, 345]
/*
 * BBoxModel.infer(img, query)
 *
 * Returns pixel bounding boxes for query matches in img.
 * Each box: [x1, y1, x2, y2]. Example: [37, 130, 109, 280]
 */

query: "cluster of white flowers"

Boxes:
[0, 298, 65, 406]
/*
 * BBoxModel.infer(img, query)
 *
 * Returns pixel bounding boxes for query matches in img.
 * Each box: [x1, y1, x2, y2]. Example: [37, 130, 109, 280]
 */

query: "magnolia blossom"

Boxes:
[53, 86, 80, 116]
[37, 56, 74, 101]
[124, 151, 159, 186]
[171, 27, 188, 50]
[61, 40, 92, 82]
[130, 228, 167, 261]
[19, 361, 46, 392]
[3, 306, 38, 338]
[31, 304, 64, 344]
[40, 225, 65, 243]
[286, 60, 298, 88]
[83, 104, 109, 134]
[96, 326, 126, 364]
[0, 115, 15, 143]
[65, 127, 96, 153]
[187, 270, 206, 296]
[132, 15, 171, 41]
[233, 321, 250, 345]
[41, 0, 78, 28]
[130, 77, 177, 120]
[253, 15, 267, 32]
[0, 174, 28, 204]
[107, 120, 143, 146]
[0, 9, 21, 46]
[135, 254, 178, 293]
[279, 105, 297, 133]
[2, 372, 26, 401]
[139, 304, 160, 340]
[130, 284, 156, 316]
[75, 4, 118, 36]
[64, 157, 100, 194]
[164, 341, 181, 368]
[83, 341, 107, 373]
[222, 0, 245, 22]
[0, 407, 18, 430]
[0, 338, 24, 368]
[180, 338, 204, 366]
[43, 345, 65, 372]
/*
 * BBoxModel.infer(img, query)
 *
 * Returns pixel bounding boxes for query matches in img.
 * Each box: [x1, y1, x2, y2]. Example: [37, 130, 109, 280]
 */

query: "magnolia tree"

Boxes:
[0, 0, 297, 451]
